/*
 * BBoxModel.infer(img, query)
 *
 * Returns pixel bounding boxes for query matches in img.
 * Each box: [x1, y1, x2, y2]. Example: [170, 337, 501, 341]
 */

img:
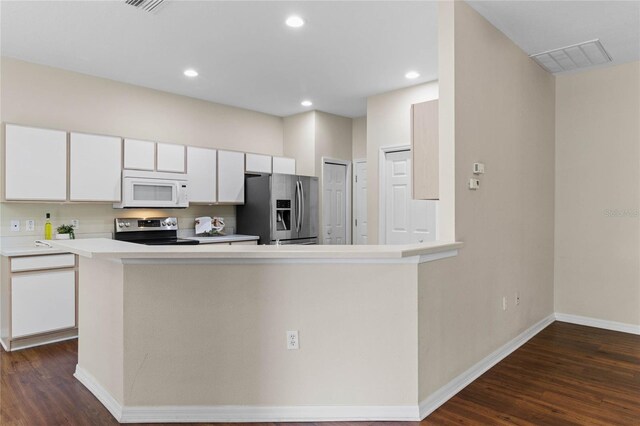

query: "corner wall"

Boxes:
[419, 0, 555, 401]
[555, 61, 640, 327]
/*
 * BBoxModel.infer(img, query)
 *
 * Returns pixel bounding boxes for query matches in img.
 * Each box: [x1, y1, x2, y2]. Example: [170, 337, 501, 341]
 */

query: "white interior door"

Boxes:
[353, 161, 368, 244]
[384, 150, 436, 244]
[323, 162, 347, 245]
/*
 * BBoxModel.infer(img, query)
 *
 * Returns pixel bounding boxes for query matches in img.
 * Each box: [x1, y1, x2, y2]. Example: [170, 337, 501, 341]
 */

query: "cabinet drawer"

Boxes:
[11, 254, 76, 272]
[11, 270, 76, 338]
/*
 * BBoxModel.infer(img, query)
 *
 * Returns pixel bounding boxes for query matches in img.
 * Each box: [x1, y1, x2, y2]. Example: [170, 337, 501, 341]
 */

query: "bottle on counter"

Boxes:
[44, 213, 52, 240]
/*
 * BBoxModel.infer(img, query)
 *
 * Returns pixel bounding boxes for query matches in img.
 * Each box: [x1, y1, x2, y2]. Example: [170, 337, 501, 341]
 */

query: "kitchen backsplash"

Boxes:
[0, 203, 236, 247]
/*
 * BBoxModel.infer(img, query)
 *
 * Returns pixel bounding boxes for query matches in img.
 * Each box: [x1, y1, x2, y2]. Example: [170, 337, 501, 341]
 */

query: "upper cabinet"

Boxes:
[157, 143, 186, 173]
[412, 100, 439, 200]
[5, 124, 68, 201]
[124, 138, 155, 171]
[245, 153, 272, 174]
[70, 132, 122, 201]
[272, 156, 296, 175]
[217, 150, 245, 204]
[187, 146, 217, 204]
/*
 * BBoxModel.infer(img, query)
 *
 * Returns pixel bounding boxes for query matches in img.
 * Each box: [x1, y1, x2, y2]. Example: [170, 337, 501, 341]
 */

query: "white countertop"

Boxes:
[49, 238, 462, 263]
[1, 245, 69, 257]
[187, 234, 259, 244]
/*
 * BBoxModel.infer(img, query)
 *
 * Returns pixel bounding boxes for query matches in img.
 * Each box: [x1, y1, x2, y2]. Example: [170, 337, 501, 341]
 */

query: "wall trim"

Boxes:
[75, 363, 420, 423]
[418, 313, 555, 419]
[555, 313, 640, 335]
[74, 366, 123, 421]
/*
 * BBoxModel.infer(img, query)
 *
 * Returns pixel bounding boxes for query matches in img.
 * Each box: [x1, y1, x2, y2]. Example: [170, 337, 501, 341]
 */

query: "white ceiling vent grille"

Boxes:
[124, 0, 166, 13]
[530, 39, 612, 73]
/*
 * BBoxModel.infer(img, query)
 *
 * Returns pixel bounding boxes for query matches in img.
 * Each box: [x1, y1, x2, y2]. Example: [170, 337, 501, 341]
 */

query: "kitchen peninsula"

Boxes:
[51, 238, 461, 423]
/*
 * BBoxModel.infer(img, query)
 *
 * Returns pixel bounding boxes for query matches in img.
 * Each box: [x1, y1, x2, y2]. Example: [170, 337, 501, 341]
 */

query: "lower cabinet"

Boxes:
[1, 254, 78, 351]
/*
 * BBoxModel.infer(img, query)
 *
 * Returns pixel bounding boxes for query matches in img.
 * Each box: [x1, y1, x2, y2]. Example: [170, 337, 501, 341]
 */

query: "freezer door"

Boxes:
[271, 174, 297, 242]
[298, 176, 319, 239]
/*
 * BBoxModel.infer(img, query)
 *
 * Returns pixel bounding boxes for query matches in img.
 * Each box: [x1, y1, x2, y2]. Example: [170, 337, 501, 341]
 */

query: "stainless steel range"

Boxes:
[114, 217, 199, 245]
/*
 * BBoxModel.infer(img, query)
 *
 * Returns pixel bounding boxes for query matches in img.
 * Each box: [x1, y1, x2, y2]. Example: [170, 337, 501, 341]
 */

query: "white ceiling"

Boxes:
[0, 1, 438, 118]
[468, 1, 640, 73]
[1, 1, 638, 118]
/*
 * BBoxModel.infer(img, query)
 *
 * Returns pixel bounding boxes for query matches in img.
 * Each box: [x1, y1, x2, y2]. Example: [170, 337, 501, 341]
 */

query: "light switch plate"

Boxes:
[26, 219, 35, 232]
[71, 219, 79, 229]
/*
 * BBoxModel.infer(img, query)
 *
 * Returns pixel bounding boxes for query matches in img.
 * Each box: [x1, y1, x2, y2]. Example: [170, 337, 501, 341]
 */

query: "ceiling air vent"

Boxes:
[124, 0, 166, 13]
[530, 39, 612, 73]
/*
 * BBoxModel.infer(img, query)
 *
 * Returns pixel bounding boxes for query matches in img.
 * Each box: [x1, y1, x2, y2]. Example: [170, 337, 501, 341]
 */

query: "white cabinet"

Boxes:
[124, 138, 155, 171]
[245, 153, 272, 174]
[187, 146, 217, 203]
[157, 143, 186, 173]
[70, 132, 122, 201]
[11, 270, 76, 338]
[5, 124, 67, 201]
[272, 156, 296, 175]
[217, 150, 245, 204]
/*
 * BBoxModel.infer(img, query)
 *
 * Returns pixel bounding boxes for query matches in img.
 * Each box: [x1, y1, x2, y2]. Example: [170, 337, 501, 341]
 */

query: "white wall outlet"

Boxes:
[287, 330, 299, 350]
[10, 220, 20, 232]
[26, 219, 35, 232]
[469, 178, 480, 190]
[502, 296, 507, 311]
[515, 292, 520, 306]
[473, 162, 485, 174]
[71, 219, 80, 229]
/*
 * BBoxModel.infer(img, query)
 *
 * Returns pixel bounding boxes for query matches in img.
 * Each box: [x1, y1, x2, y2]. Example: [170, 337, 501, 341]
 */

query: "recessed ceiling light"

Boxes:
[286, 16, 305, 28]
[405, 71, 420, 79]
[301, 100, 313, 107]
[183, 69, 198, 77]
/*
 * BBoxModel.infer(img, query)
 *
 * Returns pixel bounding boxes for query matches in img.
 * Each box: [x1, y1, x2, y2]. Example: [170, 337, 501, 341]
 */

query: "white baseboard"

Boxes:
[75, 364, 420, 423]
[74, 366, 123, 421]
[555, 313, 640, 335]
[418, 313, 555, 419]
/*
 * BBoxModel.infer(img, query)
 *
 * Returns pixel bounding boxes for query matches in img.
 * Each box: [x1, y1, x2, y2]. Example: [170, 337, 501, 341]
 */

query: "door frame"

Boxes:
[352, 158, 367, 244]
[320, 157, 352, 245]
[378, 144, 411, 245]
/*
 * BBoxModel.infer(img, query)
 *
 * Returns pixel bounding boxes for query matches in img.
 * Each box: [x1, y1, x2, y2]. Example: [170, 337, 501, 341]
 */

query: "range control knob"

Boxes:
[125, 222, 130, 228]
[171, 221, 176, 226]
[118, 222, 124, 228]
[161, 222, 167, 226]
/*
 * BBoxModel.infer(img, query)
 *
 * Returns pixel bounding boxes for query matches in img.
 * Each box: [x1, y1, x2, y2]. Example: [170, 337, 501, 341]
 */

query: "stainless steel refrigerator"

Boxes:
[237, 173, 319, 245]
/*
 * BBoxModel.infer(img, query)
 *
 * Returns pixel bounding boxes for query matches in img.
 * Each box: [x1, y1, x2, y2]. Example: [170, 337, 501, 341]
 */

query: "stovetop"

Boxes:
[114, 217, 200, 246]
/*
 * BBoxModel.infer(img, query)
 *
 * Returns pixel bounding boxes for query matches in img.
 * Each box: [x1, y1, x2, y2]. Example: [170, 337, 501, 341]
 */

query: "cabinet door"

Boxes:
[11, 270, 76, 338]
[5, 124, 67, 201]
[412, 100, 439, 200]
[272, 156, 296, 175]
[157, 143, 186, 173]
[70, 133, 122, 201]
[245, 153, 272, 174]
[124, 139, 155, 171]
[217, 150, 245, 204]
[187, 146, 217, 203]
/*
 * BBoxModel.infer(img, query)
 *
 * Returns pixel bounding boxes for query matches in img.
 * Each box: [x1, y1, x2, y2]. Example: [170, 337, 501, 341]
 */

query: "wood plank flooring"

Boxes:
[1, 321, 638, 425]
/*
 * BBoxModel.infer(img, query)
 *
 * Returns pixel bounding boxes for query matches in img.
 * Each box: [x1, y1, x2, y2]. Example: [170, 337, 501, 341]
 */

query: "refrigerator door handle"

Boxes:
[300, 180, 305, 231]
[295, 181, 302, 232]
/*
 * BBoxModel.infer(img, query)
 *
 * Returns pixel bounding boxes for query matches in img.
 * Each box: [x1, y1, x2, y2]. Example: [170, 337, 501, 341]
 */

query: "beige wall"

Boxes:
[283, 111, 316, 176]
[315, 111, 352, 174]
[352, 116, 367, 160]
[283, 110, 353, 177]
[418, 1, 556, 400]
[555, 61, 640, 326]
[0, 57, 284, 241]
[366, 82, 439, 244]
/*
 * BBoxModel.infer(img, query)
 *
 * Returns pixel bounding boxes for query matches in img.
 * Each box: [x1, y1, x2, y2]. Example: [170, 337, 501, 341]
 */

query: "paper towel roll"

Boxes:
[195, 216, 212, 235]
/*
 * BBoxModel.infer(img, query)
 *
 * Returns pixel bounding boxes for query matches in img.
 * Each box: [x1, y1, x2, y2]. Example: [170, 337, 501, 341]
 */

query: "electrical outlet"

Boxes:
[26, 219, 35, 232]
[11, 220, 20, 232]
[287, 330, 299, 350]
[71, 219, 79, 229]
[515, 292, 520, 306]
[502, 296, 507, 311]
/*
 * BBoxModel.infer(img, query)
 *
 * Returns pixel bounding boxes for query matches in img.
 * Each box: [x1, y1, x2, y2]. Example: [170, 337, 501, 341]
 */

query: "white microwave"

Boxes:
[114, 170, 189, 209]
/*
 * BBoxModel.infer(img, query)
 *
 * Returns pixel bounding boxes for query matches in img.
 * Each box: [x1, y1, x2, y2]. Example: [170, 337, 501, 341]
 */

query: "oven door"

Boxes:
[119, 177, 186, 208]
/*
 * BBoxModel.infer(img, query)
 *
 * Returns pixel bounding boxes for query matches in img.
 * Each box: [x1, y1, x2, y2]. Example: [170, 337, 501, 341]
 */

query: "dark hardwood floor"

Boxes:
[1, 321, 639, 425]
